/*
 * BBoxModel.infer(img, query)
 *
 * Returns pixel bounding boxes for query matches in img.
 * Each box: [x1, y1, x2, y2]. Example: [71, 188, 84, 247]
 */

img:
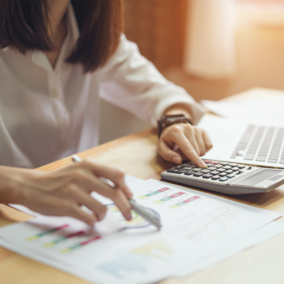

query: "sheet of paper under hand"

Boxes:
[0, 179, 282, 284]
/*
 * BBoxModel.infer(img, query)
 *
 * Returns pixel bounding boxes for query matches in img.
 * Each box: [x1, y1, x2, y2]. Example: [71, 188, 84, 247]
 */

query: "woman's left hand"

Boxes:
[158, 123, 213, 168]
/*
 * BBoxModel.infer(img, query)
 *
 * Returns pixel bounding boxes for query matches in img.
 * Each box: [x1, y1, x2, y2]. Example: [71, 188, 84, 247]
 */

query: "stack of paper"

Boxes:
[0, 178, 283, 284]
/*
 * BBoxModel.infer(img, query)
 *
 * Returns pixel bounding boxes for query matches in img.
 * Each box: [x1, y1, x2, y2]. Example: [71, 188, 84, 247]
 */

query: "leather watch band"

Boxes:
[158, 114, 193, 138]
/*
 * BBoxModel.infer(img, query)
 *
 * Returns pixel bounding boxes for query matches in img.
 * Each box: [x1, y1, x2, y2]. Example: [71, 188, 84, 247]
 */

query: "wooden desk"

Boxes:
[1, 89, 284, 284]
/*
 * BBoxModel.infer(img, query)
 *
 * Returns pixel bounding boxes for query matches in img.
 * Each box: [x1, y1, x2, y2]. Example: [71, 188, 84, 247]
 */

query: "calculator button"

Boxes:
[201, 169, 210, 174]
[175, 166, 182, 169]
[183, 167, 194, 171]
[211, 175, 220, 180]
[202, 174, 212, 179]
[227, 174, 235, 178]
[214, 164, 223, 168]
[193, 172, 203, 177]
[219, 177, 228, 181]
[223, 166, 231, 170]
[184, 170, 194, 175]
[206, 163, 214, 167]
[208, 166, 216, 170]
[226, 170, 233, 174]
[211, 161, 220, 165]
[217, 168, 226, 172]
[237, 170, 243, 174]
[220, 162, 228, 165]
[231, 167, 239, 171]
[193, 168, 202, 172]
[237, 165, 245, 169]
[219, 172, 227, 177]
[210, 171, 219, 175]
[203, 159, 211, 163]
[247, 166, 252, 170]
[167, 169, 183, 174]
[229, 163, 237, 167]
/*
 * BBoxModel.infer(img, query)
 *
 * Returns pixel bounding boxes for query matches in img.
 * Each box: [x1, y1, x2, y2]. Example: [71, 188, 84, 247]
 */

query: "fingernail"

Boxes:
[199, 160, 207, 168]
[173, 156, 182, 164]
[127, 213, 132, 221]
[127, 192, 133, 198]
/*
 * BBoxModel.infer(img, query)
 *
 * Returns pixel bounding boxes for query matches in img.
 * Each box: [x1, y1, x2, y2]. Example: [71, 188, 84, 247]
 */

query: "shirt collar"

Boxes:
[1, 46, 9, 52]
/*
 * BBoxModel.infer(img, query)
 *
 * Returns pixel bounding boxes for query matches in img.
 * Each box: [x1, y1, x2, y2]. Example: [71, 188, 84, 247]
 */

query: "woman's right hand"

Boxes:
[0, 160, 133, 226]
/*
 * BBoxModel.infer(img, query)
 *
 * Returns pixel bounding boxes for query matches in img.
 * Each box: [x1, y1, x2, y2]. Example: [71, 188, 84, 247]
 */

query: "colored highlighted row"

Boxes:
[169, 196, 200, 208]
[60, 235, 101, 254]
[27, 224, 69, 241]
[154, 192, 185, 204]
[44, 230, 85, 248]
[138, 187, 170, 199]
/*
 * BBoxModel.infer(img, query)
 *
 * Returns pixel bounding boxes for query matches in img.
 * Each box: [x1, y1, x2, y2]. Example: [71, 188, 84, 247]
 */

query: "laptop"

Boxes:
[198, 114, 284, 169]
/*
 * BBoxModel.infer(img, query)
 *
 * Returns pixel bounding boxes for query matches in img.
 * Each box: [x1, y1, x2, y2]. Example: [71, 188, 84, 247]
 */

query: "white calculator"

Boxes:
[161, 159, 284, 195]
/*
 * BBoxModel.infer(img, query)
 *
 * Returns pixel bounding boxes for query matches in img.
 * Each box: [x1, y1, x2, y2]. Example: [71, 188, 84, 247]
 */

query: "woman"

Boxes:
[0, 0, 212, 225]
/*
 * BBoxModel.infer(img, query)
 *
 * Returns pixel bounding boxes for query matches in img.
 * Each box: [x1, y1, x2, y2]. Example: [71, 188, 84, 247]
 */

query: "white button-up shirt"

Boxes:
[0, 5, 204, 168]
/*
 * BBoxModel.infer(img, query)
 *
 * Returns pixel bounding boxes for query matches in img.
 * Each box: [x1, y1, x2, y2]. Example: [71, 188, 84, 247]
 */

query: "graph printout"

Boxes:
[0, 179, 281, 284]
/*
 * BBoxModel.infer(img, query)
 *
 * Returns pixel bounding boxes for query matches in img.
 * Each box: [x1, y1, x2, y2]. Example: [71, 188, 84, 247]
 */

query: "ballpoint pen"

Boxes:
[71, 155, 162, 230]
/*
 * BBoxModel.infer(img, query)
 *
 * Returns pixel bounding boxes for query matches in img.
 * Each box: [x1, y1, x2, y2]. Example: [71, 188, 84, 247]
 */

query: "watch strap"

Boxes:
[158, 114, 193, 138]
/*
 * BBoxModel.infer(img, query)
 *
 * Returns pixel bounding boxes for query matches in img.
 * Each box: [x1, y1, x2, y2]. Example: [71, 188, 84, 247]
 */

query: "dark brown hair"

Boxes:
[0, 0, 124, 72]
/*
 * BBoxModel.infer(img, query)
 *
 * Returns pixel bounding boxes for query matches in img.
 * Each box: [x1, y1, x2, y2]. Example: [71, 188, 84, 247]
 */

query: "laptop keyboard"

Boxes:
[255, 127, 274, 162]
[268, 128, 284, 163]
[230, 125, 254, 159]
[231, 125, 284, 164]
[244, 126, 265, 160]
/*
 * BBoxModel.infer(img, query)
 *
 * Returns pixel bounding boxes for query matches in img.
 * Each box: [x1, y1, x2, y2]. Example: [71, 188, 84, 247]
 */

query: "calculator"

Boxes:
[161, 159, 284, 195]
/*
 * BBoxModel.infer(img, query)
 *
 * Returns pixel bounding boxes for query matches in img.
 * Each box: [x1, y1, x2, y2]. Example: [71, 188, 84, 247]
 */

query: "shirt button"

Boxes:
[51, 89, 59, 98]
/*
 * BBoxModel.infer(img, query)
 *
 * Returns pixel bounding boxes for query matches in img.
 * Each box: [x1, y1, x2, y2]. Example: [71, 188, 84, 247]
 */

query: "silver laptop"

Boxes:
[198, 115, 284, 169]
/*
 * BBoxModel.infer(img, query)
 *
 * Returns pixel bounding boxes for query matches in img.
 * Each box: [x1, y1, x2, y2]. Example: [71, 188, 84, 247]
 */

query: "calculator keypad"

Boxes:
[167, 159, 249, 182]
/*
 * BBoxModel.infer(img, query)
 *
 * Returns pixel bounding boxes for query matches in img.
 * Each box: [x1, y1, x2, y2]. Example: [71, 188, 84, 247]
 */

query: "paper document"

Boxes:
[0, 179, 281, 284]
[177, 221, 284, 277]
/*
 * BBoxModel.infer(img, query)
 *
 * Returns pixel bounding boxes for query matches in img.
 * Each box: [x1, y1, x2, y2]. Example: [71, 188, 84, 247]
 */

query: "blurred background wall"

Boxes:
[99, 0, 284, 144]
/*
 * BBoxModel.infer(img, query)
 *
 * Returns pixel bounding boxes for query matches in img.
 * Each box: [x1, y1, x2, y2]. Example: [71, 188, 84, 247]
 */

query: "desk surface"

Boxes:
[1, 88, 284, 284]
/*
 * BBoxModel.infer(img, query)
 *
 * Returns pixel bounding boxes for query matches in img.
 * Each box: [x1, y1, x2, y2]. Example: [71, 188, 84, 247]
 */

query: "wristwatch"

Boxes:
[158, 114, 193, 138]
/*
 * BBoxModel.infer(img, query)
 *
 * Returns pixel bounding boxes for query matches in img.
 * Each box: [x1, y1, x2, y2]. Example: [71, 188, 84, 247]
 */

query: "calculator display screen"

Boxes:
[234, 169, 283, 186]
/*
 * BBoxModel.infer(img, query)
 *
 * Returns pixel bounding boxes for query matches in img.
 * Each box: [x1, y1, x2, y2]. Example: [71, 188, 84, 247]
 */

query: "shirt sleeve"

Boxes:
[99, 35, 205, 127]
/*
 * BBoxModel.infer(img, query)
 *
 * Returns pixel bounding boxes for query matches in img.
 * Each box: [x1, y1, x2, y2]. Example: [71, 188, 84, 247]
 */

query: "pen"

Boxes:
[71, 155, 162, 230]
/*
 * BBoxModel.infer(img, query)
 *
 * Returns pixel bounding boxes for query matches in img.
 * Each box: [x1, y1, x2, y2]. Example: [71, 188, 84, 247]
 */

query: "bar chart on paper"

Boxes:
[25, 224, 102, 254]
[138, 186, 202, 211]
